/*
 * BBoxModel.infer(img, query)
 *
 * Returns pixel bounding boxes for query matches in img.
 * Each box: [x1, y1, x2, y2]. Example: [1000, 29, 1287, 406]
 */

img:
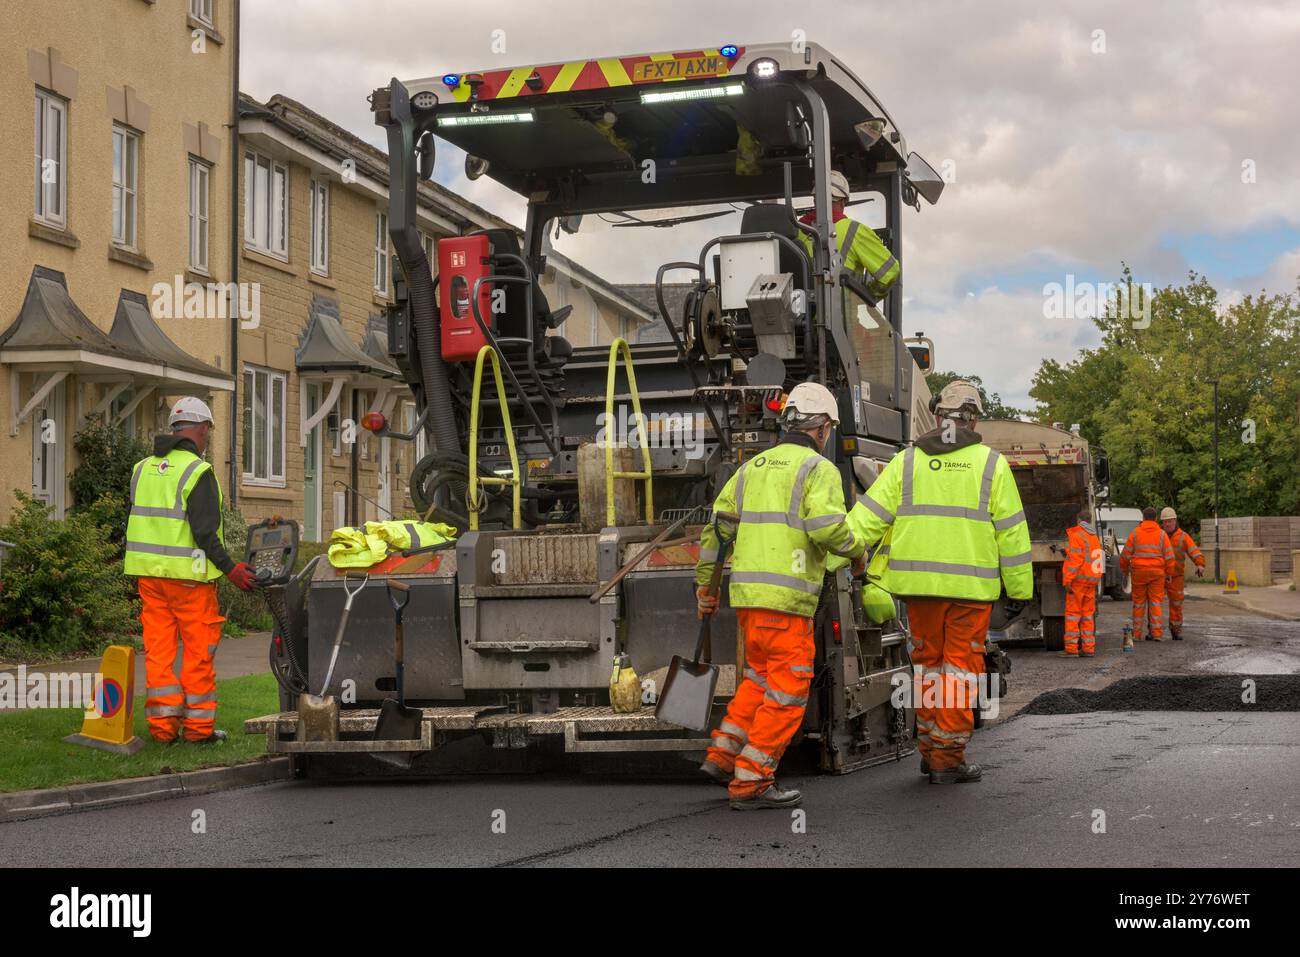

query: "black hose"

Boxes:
[407, 245, 461, 458]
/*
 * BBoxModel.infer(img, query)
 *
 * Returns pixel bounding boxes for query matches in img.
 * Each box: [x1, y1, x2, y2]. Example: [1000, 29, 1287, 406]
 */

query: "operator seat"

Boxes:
[740, 203, 809, 288]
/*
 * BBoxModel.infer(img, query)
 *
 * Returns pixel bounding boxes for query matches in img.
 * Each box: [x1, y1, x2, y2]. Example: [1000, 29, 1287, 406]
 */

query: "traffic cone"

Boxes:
[1224, 570, 1239, 594]
[63, 645, 144, 754]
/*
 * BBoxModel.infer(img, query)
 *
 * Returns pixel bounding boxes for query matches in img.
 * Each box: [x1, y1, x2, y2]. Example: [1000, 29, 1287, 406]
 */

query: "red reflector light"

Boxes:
[361, 412, 386, 432]
[832, 619, 842, 644]
[765, 398, 782, 412]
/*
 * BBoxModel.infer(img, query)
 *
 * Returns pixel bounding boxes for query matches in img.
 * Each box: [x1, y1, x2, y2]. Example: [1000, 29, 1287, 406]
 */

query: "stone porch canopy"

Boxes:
[0, 266, 233, 435]
[295, 294, 405, 446]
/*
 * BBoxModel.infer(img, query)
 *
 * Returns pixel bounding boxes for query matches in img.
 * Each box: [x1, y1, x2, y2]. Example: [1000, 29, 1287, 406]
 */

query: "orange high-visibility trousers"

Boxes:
[1064, 582, 1097, 655]
[905, 598, 989, 771]
[704, 608, 814, 799]
[1130, 568, 1167, 640]
[138, 577, 224, 741]
[1167, 574, 1186, 633]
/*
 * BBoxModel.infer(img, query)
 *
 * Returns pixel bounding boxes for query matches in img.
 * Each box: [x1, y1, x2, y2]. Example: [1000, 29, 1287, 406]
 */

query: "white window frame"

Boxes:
[190, 0, 214, 27]
[419, 228, 435, 267]
[34, 89, 67, 228]
[310, 178, 329, 274]
[374, 210, 389, 295]
[242, 364, 287, 486]
[244, 149, 287, 259]
[111, 125, 140, 248]
[188, 157, 210, 272]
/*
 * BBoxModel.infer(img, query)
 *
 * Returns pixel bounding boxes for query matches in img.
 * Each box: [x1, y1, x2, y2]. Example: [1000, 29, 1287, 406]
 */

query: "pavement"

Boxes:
[0, 632, 272, 689]
[1185, 580, 1299, 621]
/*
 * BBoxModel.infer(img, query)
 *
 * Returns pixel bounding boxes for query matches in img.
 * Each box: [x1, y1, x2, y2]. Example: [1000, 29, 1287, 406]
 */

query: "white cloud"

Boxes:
[241, 0, 1300, 406]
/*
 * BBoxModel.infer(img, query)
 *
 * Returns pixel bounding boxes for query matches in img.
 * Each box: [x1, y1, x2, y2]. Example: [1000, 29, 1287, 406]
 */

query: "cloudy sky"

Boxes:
[242, 0, 1300, 408]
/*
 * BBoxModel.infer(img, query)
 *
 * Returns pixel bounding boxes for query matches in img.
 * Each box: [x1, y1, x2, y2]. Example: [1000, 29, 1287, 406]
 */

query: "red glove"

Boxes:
[228, 562, 257, 592]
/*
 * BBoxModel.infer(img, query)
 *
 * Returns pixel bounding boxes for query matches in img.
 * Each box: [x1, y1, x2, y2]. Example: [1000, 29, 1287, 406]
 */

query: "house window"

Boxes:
[419, 229, 436, 268]
[374, 210, 389, 295]
[310, 179, 329, 273]
[34, 90, 67, 227]
[242, 365, 286, 485]
[329, 402, 342, 457]
[244, 150, 287, 258]
[111, 126, 140, 248]
[188, 158, 210, 272]
[190, 0, 214, 26]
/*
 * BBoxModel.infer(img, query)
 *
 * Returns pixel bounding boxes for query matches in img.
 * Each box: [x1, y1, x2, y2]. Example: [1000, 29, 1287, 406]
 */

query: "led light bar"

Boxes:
[436, 110, 535, 127]
[640, 82, 744, 105]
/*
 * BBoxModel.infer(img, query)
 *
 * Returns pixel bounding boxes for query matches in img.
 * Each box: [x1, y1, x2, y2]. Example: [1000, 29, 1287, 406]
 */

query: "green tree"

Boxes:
[1028, 271, 1300, 521]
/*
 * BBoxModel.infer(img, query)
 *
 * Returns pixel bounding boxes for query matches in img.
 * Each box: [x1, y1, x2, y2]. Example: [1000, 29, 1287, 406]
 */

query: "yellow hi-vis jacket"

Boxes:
[798, 217, 901, 299]
[846, 434, 1033, 601]
[697, 439, 866, 618]
[124, 447, 224, 582]
[327, 520, 456, 568]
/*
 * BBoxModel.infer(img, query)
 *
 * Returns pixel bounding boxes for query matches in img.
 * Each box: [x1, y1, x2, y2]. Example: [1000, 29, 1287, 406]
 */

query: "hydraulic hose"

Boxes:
[407, 244, 461, 458]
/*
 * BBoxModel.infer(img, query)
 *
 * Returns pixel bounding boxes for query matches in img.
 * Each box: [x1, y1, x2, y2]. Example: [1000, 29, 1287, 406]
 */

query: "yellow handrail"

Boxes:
[604, 337, 653, 526]
[467, 345, 521, 531]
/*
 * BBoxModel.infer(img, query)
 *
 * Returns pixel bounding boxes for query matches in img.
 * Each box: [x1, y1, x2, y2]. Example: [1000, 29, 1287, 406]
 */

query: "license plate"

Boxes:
[632, 56, 729, 82]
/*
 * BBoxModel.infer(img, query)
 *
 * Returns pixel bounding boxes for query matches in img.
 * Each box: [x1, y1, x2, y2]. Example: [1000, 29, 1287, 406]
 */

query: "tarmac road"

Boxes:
[3, 595, 1298, 868]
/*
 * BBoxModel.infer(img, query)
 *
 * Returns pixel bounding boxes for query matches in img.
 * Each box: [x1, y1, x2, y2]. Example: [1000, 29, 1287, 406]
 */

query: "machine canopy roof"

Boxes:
[399, 42, 914, 212]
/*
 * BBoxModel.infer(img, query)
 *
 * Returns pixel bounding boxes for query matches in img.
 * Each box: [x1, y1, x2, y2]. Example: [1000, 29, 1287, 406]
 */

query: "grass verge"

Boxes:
[0, 672, 279, 793]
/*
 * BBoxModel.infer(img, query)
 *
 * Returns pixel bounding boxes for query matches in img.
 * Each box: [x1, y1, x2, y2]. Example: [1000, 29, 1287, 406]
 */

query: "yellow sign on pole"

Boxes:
[1224, 570, 1239, 595]
[63, 645, 144, 754]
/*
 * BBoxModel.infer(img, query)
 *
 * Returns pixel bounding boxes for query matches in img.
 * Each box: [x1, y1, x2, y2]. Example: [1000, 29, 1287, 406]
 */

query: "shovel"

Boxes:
[371, 578, 421, 768]
[655, 512, 738, 732]
[296, 571, 368, 743]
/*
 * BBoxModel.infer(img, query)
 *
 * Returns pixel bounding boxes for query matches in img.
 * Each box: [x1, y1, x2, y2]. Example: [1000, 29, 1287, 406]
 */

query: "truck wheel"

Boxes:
[1042, 616, 1066, 651]
[1107, 583, 1130, 602]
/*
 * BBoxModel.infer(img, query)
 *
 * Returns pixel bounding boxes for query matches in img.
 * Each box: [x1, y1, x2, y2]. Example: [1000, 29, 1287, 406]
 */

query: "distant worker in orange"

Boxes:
[1118, 507, 1176, 642]
[1061, 508, 1103, 657]
[1160, 506, 1204, 640]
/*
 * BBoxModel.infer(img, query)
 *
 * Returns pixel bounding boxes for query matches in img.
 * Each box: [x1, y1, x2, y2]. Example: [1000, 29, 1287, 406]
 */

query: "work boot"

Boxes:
[699, 759, 732, 787]
[1081, 648, 1095, 658]
[1057, 650, 1079, 658]
[186, 730, 228, 744]
[929, 763, 983, 785]
[1171, 627, 1183, 641]
[919, 757, 930, 776]
[730, 781, 802, 810]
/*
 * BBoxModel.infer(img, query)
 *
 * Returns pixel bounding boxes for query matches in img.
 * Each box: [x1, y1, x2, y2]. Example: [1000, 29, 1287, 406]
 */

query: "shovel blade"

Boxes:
[371, 699, 422, 769]
[654, 655, 720, 732]
[297, 693, 339, 742]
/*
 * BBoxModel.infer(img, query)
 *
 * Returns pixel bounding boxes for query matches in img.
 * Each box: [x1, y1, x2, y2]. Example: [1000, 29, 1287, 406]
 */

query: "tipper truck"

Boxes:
[978, 420, 1117, 649]
[244, 41, 954, 776]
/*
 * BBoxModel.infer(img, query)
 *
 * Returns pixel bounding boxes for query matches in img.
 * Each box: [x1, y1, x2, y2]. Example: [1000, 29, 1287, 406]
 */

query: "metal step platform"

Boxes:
[245, 704, 711, 755]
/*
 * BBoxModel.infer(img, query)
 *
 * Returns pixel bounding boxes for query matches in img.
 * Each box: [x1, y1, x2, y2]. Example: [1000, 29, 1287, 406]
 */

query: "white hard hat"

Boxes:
[1160, 506, 1177, 522]
[784, 381, 840, 426]
[169, 396, 214, 428]
[829, 170, 851, 201]
[933, 380, 984, 417]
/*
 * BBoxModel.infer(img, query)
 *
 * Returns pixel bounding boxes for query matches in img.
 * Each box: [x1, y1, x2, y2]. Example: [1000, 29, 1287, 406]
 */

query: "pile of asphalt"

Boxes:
[1021, 674, 1300, 715]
